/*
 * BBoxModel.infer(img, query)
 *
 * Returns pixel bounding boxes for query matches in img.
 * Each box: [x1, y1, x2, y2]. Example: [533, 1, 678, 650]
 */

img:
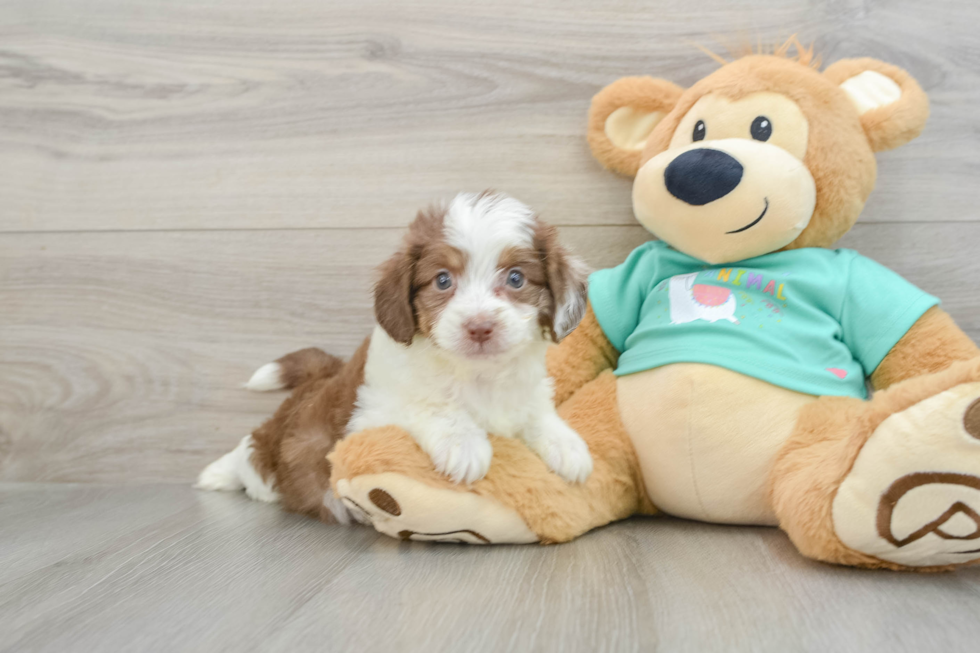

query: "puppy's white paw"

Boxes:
[428, 432, 494, 485]
[243, 479, 280, 503]
[197, 435, 280, 503]
[322, 490, 359, 525]
[195, 454, 243, 492]
[530, 421, 593, 484]
[245, 362, 286, 392]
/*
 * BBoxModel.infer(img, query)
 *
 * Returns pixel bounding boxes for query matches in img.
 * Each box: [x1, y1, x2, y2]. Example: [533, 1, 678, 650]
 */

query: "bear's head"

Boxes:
[588, 45, 929, 264]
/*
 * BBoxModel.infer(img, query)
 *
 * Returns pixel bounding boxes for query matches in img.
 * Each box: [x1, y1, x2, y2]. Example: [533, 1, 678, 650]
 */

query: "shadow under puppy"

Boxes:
[197, 192, 592, 523]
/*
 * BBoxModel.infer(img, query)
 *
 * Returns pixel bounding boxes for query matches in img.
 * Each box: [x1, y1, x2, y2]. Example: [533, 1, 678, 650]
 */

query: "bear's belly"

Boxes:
[617, 363, 816, 525]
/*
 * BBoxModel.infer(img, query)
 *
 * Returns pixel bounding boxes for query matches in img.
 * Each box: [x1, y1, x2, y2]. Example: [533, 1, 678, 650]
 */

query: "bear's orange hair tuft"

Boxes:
[694, 35, 822, 70]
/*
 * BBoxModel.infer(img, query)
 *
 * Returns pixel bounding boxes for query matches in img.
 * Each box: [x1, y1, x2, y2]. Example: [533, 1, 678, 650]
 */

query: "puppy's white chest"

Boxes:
[455, 377, 534, 437]
[357, 328, 547, 438]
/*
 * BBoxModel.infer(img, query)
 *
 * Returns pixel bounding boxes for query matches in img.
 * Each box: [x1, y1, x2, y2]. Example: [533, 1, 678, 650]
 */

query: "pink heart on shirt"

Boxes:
[692, 284, 731, 307]
[827, 368, 848, 379]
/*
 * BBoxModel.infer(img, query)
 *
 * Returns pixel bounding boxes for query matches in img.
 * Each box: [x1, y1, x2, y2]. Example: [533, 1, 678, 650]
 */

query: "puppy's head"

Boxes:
[375, 192, 589, 358]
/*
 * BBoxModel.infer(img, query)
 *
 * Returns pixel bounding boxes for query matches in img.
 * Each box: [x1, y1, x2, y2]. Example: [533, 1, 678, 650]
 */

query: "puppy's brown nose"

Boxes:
[464, 318, 495, 344]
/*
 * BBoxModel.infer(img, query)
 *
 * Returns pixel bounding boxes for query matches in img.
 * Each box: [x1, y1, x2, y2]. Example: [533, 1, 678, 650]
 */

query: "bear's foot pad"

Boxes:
[335, 473, 538, 544]
[834, 382, 980, 567]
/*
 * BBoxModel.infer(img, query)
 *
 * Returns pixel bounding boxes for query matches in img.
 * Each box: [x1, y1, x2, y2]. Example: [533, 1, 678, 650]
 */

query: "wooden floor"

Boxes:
[2, 0, 980, 650]
[4, 484, 980, 653]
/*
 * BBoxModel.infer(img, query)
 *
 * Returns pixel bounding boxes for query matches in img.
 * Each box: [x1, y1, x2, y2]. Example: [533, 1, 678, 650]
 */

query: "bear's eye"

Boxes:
[750, 116, 772, 142]
[692, 120, 706, 142]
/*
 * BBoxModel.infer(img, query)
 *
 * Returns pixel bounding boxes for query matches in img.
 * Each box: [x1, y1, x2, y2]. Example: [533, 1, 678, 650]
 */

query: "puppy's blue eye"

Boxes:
[435, 272, 453, 290]
[506, 269, 525, 289]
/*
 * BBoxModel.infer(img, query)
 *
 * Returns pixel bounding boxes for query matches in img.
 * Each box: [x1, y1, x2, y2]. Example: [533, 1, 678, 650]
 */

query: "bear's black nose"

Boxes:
[664, 148, 743, 206]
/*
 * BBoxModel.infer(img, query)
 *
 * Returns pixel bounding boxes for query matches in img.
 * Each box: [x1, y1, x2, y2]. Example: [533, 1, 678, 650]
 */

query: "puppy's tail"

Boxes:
[245, 347, 344, 392]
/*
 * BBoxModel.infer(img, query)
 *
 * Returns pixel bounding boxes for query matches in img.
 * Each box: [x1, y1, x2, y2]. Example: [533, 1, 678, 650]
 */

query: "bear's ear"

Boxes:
[587, 76, 684, 177]
[822, 58, 929, 152]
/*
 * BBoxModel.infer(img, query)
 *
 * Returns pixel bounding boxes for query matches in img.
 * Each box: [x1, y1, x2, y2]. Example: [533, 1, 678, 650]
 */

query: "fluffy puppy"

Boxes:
[350, 192, 593, 484]
[196, 192, 591, 523]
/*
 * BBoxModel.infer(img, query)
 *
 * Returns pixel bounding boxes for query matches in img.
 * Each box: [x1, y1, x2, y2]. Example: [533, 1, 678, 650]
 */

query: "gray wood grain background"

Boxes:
[3, 0, 979, 484]
[2, 2, 980, 650]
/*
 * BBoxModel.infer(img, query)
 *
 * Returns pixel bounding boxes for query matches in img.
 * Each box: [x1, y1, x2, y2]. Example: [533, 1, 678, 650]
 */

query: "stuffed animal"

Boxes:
[329, 43, 980, 570]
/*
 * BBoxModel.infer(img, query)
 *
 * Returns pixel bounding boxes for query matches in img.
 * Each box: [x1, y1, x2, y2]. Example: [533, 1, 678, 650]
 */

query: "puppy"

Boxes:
[197, 192, 592, 523]
[349, 192, 593, 484]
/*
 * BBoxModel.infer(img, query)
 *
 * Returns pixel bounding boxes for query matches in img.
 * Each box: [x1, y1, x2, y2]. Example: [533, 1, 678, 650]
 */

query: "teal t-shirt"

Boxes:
[589, 241, 938, 399]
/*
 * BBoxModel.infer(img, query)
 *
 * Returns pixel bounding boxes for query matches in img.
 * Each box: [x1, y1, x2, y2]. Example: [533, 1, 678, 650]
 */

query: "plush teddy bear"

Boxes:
[329, 44, 980, 570]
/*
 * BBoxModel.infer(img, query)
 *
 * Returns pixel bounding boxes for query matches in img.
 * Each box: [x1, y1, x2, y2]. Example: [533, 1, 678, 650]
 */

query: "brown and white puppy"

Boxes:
[196, 192, 591, 523]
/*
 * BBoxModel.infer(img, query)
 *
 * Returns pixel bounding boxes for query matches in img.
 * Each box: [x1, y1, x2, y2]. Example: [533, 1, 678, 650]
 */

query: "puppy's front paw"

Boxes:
[530, 421, 593, 484]
[428, 432, 493, 485]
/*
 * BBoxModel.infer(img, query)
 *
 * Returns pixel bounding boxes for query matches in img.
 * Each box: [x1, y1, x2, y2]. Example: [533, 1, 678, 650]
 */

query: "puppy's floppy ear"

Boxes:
[588, 76, 685, 177]
[822, 58, 929, 152]
[374, 247, 417, 345]
[534, 220, 590, 342]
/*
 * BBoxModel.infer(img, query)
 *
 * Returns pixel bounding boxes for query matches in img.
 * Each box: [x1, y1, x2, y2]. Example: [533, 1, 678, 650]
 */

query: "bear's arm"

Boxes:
[870, 306, 980, 391]
[547, 301, 620, 406]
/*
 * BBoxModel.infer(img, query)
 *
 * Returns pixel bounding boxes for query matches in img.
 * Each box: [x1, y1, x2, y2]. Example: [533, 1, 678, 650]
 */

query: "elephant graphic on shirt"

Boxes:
[668, 272, 739, 325]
